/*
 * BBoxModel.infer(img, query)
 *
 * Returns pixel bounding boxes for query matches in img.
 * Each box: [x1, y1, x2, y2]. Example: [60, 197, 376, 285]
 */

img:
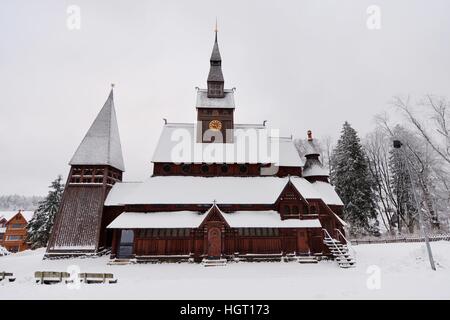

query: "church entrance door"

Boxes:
[207, 227, 222, 258]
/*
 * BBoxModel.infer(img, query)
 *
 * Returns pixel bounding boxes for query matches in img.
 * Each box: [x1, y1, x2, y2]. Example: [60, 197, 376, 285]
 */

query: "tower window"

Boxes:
[201, 164, 209, 173]
[221, 164, 229, 173]
[292, 206, 299, 214]
[163, 164, 171, 173]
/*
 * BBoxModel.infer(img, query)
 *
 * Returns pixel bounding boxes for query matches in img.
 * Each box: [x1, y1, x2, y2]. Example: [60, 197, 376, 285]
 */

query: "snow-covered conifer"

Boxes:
[331, 122, 379, 236]
[26, 175, 64, 249]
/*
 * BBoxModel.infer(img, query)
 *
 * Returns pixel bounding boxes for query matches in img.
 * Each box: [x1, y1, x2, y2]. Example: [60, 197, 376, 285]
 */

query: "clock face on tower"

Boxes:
[208, 120, 222, 131]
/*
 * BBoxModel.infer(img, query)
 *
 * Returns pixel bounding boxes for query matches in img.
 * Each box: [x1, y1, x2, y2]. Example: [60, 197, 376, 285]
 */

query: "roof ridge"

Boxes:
[106, 89, 113, 167]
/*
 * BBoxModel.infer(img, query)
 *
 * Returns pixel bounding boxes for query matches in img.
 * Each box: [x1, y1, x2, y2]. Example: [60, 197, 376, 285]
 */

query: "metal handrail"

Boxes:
[322, 228, 346, 261]
[335, 228, 350, 245]
[335, 228, 356, 257]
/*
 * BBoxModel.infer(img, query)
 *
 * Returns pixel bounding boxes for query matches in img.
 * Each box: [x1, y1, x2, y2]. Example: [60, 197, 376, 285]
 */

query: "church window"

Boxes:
[201, 164, 209, 173]
[182, 164, 191, 173]
[284, 205, 291, 215]
[163, 164, 171, 173]
[303, 204, 309, 214]
[239, 164, 248, 173]
[221, 164, 228, 173]
[310, 206, 317, 215]
[292, 206, 299, 215]
[94, 177, 103, 183]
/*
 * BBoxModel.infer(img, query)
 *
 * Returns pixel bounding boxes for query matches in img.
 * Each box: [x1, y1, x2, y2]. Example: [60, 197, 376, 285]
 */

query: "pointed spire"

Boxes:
[207, 20, 224, 98]
[69, 87, 125, 172]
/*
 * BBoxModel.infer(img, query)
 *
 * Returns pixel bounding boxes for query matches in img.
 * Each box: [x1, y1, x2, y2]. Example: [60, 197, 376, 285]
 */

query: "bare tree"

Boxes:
[375, 112, 443, 231]
[364, 129, 395, 233]
[392, 95, 450, 165]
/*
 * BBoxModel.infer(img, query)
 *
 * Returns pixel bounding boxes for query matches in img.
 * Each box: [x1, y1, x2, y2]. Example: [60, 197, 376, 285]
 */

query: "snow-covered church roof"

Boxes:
[151, 123, 303, 167]
[196, 88, 235, 109]
[107, 210, 322, 229]
[104, 176, 343, 206]
[69, 89, 125, 172]
[302, 159, 329, 177]
[107, 204, 323, 229]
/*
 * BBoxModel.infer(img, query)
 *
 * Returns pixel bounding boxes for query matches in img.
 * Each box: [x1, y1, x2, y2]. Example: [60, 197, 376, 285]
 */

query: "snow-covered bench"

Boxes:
[35, 271, 70, 284]
[0, 272, 16, 282]
[79, 273, 117, 284]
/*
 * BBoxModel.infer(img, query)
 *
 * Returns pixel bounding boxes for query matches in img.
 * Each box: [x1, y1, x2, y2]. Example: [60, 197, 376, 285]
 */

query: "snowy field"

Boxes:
[1, 241, 450, 300]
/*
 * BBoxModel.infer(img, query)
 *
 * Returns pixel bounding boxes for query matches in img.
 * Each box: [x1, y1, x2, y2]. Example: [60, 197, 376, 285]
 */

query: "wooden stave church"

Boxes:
[46, 30, 347, 262]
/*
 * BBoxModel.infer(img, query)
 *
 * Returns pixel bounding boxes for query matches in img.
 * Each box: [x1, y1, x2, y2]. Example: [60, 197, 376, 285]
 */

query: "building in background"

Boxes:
[0, 210, 34, 252]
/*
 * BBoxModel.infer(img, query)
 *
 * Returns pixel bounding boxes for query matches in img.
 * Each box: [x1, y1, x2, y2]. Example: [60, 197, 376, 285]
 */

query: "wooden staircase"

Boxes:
[323, 230, 356, 268]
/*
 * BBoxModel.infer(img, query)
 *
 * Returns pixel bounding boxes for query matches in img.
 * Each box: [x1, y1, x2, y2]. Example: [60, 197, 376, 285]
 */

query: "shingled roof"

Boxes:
[207, 32, 224, 83]
[210, 33, 222, 62]
[69, 89, 125, 171]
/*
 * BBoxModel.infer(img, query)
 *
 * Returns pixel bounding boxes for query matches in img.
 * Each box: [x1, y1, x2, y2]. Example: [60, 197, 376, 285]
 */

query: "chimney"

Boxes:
[307, 130, 313, 141]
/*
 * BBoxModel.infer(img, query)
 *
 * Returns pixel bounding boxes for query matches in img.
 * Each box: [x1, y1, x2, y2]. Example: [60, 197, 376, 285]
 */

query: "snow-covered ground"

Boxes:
[1, 241, 450, 299]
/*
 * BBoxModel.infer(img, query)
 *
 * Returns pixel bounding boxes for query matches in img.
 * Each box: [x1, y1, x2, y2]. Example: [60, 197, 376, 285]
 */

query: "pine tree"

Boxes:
[330, 122, 379, 236]
[26, 175, 65, 249]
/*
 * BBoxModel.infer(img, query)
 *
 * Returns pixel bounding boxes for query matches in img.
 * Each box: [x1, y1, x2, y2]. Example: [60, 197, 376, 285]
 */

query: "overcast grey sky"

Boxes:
[1, 0, 449, 196]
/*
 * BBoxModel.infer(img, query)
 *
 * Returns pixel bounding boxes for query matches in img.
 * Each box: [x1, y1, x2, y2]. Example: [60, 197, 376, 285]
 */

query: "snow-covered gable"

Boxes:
[0, 211, 34, 223]
[69, 90, 125, 172]
[151, 123, 303, 167]
[196, 88, 235, 109]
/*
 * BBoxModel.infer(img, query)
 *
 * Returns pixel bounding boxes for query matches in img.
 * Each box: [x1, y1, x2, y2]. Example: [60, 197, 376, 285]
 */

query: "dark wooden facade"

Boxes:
[153, 162, 301, 178]
[46, 165, 122, 255]
[107, 184, 345, 261]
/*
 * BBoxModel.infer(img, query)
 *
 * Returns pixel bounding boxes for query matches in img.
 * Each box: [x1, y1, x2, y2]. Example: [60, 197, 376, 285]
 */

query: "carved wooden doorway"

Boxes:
[207, 227, 222, 258]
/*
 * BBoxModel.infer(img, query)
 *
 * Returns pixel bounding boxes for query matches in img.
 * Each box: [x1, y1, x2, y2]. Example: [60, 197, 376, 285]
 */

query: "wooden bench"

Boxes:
[35, 271, 70, 284]
[0, 272, 16, 282]
[79, 273, 117, 284]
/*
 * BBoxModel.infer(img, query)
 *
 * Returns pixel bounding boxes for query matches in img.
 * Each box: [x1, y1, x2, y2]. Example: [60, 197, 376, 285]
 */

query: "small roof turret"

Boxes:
[299, 130, 329, 179]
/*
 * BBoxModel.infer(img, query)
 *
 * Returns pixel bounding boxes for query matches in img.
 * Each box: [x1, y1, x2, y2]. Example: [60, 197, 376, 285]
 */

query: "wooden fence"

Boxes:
[350, 234, 450, 245]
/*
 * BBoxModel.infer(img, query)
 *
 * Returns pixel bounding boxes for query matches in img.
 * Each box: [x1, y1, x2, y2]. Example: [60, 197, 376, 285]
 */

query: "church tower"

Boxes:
[207, 30, 224, 98]
[196, 27, 235, 143]
[46, 87, 125, 256]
